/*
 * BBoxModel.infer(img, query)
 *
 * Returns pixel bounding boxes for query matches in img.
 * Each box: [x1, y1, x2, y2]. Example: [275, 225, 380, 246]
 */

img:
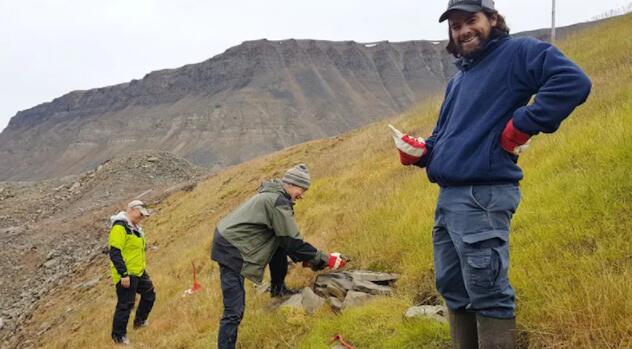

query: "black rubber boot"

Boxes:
[270, 284, 300, 298]
[477, 315, 515, 349]
[448, 310, 479, 349]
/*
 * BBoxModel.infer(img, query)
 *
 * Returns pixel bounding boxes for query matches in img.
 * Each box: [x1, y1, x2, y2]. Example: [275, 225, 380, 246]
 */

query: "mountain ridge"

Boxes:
[0, 20, 604, 181]
[0, 38, 454, 181]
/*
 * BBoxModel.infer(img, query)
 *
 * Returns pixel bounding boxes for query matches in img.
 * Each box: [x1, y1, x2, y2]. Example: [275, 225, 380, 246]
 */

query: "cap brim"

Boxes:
[139, 207, 150, 216]
[439, 4, 483, 22]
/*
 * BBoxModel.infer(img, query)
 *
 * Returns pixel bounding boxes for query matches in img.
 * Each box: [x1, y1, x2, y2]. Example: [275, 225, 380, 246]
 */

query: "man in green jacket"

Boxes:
[211, 164, 346, 349]
[109, 200, 155, 345]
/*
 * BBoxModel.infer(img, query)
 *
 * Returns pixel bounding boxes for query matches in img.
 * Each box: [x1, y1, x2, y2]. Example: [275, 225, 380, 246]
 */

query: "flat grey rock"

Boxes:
[315, 273, 355, 300]
[315, 273, 352, 288]
[331, 276, 354, 291]
[352, 280, 392, 296]
[325, 283, 347, 300]
[404, 305, 448, 323]
[279, 294, 303, 310]
[328, 297, 343, 312]
[344, 270, 400, 284]
[301, 288, 325, 314]
[342, 291, 374, 309]
[313, 286, 328, 297]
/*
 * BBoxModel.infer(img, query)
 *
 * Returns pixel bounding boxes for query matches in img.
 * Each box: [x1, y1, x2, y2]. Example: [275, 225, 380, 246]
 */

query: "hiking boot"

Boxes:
[270, 284, 300, 298]
[112, 335, 130, 345]
[133, 319, 149, 329]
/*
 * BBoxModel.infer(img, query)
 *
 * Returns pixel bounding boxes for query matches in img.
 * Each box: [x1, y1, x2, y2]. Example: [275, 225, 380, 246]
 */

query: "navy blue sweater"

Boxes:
[417, 35, 591, 186]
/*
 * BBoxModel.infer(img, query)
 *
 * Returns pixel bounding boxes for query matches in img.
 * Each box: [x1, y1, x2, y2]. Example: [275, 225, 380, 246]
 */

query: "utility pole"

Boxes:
[551, 0, 557, 43]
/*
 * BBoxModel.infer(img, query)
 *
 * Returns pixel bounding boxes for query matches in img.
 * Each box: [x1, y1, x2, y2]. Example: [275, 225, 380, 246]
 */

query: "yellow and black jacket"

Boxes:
[108, 212, 147, 285]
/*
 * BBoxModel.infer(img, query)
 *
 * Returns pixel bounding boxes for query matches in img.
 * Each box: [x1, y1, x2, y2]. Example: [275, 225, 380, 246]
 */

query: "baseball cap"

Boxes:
[439, 0, 496, 22]
[128, 200, 150, 216]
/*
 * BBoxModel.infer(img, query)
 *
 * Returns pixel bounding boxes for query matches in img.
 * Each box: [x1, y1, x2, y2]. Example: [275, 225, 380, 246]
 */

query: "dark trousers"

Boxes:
[269, 247, 289, 286]
[218, 264, 245, 349]
[216, 248, 289, 348]
[112, 272, 156, 338]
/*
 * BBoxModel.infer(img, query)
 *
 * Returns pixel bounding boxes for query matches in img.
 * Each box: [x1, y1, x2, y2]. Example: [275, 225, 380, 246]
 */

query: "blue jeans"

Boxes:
[218, 264, 245, 349]
[433, 184, 520, 319]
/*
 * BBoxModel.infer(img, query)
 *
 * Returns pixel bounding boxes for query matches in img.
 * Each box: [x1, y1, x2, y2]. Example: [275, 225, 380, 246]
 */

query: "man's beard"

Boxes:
[456, 33, 491, 59]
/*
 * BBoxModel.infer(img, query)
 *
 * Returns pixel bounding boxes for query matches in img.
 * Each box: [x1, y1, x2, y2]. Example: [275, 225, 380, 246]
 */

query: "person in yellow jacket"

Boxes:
[108, 200, 155, 345]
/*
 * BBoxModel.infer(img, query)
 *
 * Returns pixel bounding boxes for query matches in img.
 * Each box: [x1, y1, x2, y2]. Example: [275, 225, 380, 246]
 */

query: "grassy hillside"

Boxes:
[31, 13, 631, 348]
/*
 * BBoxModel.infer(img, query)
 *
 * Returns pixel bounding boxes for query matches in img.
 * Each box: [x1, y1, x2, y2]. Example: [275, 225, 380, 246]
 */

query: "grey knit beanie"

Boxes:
[282, 163, 311, 189]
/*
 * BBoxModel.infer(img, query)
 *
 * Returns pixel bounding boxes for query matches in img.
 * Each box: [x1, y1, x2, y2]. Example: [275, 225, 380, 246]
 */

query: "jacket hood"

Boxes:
[110, 211, 131, 227]
[257, 179, 290, 197]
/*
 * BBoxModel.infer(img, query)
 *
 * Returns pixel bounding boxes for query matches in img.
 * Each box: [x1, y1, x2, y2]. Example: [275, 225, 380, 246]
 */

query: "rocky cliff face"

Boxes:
[0, 39, 455, 181]
[0, 20, 601, 181]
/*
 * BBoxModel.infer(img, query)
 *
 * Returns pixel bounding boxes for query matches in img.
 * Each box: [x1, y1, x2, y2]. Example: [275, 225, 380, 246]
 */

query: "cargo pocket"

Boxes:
[465, 249, 497, 288]
[463, 231, 506, 289]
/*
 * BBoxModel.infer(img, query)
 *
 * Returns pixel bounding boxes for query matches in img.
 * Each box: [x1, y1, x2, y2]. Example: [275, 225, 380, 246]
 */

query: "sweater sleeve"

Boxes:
[510, 38, 592, 135]
[268, 195, 328, 265]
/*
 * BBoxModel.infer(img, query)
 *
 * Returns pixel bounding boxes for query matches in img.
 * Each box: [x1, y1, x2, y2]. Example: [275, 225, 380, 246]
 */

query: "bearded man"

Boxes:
[391, 1, 591, 348]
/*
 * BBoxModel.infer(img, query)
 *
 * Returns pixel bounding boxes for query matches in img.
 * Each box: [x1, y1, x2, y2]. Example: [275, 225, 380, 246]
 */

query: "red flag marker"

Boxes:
[191, 261, 201, 292]
[185, 262, 202, 294]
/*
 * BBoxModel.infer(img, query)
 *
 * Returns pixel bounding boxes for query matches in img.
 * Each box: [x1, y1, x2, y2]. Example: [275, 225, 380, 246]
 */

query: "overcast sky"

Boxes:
[1, 0, 629, 132]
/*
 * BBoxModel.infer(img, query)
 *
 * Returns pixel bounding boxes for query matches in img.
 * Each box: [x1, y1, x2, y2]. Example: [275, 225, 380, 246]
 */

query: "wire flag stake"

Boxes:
[184, 261, 202, 295]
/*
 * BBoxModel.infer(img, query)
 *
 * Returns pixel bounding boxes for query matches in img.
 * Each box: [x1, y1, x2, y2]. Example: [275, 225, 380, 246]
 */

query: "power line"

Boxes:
[551, 0, 557, 43]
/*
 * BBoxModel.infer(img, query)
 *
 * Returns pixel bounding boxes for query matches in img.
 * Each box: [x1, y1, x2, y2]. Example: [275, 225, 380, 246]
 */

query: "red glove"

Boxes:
[500, 119, 532, 155]
[389, 124, 427, 165]
[328, 253, 346, 270]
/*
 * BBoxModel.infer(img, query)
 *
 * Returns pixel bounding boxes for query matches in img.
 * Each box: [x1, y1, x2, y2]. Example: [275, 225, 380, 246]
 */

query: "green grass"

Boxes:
[31, 13, 632, 348]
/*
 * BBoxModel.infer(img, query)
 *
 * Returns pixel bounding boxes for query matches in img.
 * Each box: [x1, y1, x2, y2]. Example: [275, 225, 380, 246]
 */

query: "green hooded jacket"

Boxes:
[212, 180, 328, 283]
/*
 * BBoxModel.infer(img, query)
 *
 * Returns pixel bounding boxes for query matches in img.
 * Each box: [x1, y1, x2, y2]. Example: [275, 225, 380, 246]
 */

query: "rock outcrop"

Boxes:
[0, 39, 455, 181]
[278, 270, 400, 314]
